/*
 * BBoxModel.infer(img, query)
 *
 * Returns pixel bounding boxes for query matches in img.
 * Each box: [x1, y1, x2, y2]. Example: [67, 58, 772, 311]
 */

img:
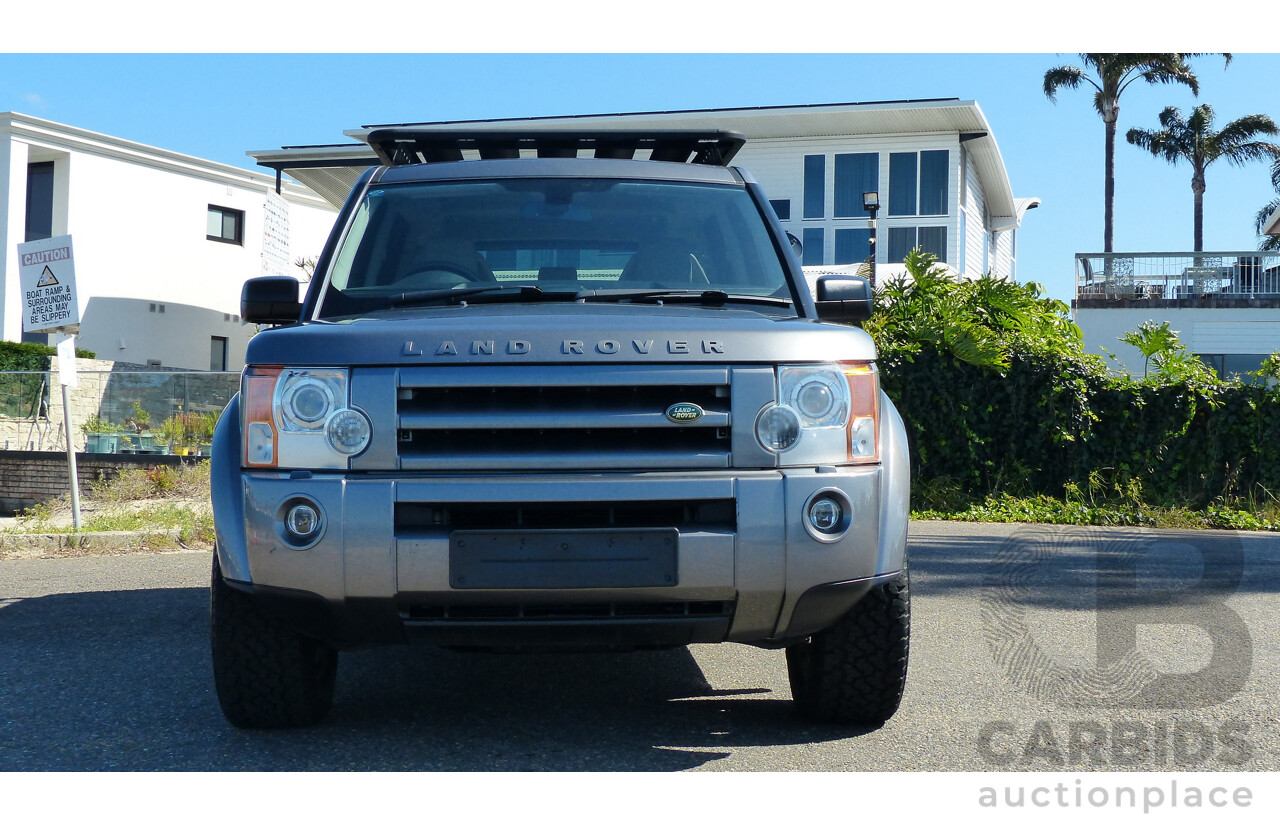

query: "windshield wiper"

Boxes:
[389, 284, 579, 307]
[585, 289, 793, 308]
[387, 285, 792, 310]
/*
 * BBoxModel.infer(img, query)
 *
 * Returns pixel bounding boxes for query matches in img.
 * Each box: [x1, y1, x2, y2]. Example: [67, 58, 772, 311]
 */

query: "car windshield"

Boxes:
[315, 177, 792, 318]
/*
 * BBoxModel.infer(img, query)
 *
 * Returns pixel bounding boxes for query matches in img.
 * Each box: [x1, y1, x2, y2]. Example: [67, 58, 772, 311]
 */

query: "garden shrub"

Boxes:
[866, 250, 1280, 510]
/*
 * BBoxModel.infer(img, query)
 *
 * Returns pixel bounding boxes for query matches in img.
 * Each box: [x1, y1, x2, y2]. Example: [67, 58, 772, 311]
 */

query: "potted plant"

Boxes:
[81, 415, 118, 453]
[160, 414, 188, 456]
[193, 412, 217, 455]
[125, 401, 156, 452]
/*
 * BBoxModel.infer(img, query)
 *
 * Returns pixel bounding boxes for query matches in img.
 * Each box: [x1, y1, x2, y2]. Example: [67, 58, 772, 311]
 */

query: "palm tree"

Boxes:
[1043, 54, 1224, 255]
[1127, 105, 1280, 251]
[1255, 159, 1280, 252]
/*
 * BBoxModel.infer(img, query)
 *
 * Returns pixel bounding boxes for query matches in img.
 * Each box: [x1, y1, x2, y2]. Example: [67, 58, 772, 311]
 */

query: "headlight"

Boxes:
[757, 362, 880, 465]
[326, 408, 372, 455]
[278, 371, 344, 431]
[755, 405, 802, 452]
[242, 367, 370, 469]
[779, 366, 850, 427]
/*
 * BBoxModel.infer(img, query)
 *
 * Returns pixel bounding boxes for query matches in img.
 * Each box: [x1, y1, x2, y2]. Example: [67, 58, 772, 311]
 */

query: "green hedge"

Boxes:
[865, 249, 1280, 510]
[880, 346, 1280, 508]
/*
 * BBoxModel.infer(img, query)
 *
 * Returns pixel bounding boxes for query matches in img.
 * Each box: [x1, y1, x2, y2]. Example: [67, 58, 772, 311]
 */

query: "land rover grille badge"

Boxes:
[665, 402, 704, 424]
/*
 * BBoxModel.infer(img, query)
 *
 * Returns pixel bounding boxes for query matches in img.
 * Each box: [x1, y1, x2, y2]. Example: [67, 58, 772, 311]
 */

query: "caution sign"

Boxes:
[17, 234, 79, 333]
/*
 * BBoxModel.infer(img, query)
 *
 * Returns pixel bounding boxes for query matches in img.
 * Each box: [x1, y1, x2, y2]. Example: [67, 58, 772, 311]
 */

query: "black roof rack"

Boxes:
[362, 128, 746, 167]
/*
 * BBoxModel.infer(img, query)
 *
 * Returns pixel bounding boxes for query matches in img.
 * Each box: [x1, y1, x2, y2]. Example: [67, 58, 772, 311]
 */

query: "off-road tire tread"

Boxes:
[210, 555, 337, 729]
[786, 565, 910, 725]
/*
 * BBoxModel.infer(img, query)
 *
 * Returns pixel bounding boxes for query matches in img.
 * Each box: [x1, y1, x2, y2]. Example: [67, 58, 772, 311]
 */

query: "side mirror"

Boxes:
[786, 231, 803, 257]
[242, 276, 303, 325]
[814, 275, 873, 323]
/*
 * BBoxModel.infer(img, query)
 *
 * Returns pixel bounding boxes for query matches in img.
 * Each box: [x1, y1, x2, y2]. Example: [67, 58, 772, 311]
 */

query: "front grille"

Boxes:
[395, 365, 732, 471]
[396, 499, 736, 533]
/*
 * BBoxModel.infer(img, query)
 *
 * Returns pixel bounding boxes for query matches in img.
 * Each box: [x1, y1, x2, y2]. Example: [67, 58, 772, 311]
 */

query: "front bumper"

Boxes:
[216, 465, 908, 649]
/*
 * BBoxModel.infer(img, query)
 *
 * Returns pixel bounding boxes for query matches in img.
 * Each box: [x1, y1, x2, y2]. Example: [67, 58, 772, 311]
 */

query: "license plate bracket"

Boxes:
[449, 528, 678, 589]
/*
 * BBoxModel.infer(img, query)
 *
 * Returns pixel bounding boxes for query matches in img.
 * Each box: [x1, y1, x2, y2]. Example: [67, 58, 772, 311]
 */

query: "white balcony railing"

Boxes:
[1075, 251, 1280, 300]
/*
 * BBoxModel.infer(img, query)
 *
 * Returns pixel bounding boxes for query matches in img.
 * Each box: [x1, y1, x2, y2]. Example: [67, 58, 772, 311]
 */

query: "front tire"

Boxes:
[786, 566, 910, 725]
[210, 554, 337, 728]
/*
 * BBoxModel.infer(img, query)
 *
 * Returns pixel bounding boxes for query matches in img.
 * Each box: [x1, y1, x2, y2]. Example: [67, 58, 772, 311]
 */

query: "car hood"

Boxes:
[245, 303, 878, 366]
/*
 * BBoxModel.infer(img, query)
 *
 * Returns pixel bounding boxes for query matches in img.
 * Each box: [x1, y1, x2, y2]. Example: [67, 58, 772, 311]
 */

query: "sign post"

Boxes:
[17, 235, 82, 530]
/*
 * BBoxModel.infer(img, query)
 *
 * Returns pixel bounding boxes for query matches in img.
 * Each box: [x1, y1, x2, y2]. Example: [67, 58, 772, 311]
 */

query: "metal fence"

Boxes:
[1075, 250, 1280, 299]
[0, 370, 239, 453]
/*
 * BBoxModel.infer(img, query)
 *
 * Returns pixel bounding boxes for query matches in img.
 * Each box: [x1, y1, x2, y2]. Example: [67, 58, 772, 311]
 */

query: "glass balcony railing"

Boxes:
[0, 370, 239, 454]
[1075, 251, 1280, 300]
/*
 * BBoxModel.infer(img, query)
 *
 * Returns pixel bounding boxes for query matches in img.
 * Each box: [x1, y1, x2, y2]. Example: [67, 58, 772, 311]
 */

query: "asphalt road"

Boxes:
[2, 521, 1278, 772]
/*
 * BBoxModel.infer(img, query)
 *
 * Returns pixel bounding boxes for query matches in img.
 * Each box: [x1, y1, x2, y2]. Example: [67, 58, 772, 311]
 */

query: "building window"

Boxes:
[888, 227, 912, 263]
[25, 162, 55, 242]
[919, 150, 948, 215]
[210, 336, 229, 371]
[207, 205, 244, 245]
[769, 199, 792, 221]
[919, 227, 947, 260]
[959, 212, 967, 274]
[889, 150, 949, 217]
[801, 228, 825, 266]
[835, 228, 873, 265]
[888, 153, 917, 217]
[1198, 353, 1269, 380]
[803, 155, 826, 219]
[887, 226, 947, 264]
[834, 153, 878, 218]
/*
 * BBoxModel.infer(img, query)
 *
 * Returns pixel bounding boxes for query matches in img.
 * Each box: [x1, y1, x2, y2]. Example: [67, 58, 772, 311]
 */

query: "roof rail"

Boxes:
[361, 128, 747, 167]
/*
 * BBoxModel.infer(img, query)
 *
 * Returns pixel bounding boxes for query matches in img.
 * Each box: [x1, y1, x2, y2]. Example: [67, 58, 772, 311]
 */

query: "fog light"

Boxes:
[285, 502, 322, 542]
[808, 497, 843, 533]
[803, 489, 852, 542]
[756, 405, 801, 452]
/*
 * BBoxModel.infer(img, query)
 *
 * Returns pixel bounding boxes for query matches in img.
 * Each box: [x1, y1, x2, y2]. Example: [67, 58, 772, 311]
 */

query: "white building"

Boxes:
[250, 99, 1039, 281]
[1, 113, 337, 370]
[1070, 248, 1280, 378]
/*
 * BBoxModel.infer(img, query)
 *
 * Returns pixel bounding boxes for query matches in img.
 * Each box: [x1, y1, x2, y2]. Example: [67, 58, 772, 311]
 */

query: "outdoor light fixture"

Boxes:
[863, 191, 880, 288]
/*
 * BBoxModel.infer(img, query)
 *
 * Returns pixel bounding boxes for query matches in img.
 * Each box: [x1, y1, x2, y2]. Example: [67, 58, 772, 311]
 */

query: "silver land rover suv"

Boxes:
[211, 129, 910, 728]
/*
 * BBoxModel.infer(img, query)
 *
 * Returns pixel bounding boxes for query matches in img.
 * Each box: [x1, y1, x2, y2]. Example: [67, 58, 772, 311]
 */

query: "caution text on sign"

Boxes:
[17, 235, 79, 333]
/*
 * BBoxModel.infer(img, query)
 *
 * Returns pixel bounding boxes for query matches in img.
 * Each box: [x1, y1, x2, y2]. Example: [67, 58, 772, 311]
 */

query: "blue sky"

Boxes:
[3, 51, 1278, 303]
